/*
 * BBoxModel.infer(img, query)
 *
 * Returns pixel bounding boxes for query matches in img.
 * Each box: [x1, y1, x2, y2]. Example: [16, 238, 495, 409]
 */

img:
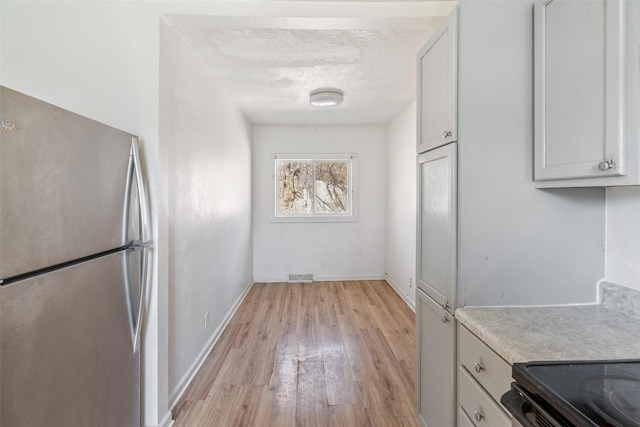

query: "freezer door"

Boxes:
[417, 143, 457, 312]
[0, 86, 142, 278]
[1, 249, 141, 427]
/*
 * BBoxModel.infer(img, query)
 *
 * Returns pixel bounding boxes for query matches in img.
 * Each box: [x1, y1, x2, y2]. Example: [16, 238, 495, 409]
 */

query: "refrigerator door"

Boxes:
[417, 143, 457, 312]
[0, 249, 141, 427]
[0, 86, 140, 279]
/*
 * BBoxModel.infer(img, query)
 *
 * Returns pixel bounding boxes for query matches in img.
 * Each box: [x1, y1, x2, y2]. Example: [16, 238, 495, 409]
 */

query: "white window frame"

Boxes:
[272, 153, 358, 223]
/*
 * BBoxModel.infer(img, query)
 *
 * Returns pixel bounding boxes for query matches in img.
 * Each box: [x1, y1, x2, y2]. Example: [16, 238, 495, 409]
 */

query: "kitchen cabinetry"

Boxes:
[534, 0, 640, 187]
[416, 289, 456, 427]
[417, 8, 458, 154]
[458, 368, 510, 427]
[458, 407, 475, 427]
[457, 325, 511, 427]
[416, 1, 606, 426]
[417, 143, 456, 310]
[415, 141, 456, 427]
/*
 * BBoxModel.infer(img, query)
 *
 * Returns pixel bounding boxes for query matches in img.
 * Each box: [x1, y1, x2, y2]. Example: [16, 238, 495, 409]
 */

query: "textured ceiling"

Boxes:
[165, 15, 445, 125]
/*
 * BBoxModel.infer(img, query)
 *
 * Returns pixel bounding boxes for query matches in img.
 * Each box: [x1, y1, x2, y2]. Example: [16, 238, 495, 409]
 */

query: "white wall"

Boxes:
[456, 0, 605, 307]
[160, 21, 254, 407]
[606, 187, 640, 292]
[604, 0, 640, 293]
[253, 125, 387, 282]
[385, 103, 417, 309]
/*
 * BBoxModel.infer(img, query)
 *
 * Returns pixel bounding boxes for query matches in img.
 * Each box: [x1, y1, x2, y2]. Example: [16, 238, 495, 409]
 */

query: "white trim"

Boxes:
[253, 274, 386, 283]
[152, 411, 174, 427]
[168, 280, 255, 411]
[385, 275, 416, 313]
[272, 153, 358, 223]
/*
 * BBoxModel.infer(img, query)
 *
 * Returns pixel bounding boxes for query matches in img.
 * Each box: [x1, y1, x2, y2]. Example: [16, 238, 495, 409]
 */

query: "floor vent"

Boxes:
[288, 273, 313, 283]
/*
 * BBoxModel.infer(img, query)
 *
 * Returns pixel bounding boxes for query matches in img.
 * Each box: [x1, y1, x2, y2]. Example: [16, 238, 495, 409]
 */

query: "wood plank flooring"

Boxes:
[172, 280, 418, 427]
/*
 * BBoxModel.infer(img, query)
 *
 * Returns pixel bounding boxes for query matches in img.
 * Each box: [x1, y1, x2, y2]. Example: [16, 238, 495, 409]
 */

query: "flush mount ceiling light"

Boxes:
[309, 89, 344, 107]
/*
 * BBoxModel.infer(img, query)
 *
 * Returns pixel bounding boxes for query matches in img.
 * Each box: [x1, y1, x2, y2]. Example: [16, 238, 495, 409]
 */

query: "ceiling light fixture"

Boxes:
[309, 89, 344, 107]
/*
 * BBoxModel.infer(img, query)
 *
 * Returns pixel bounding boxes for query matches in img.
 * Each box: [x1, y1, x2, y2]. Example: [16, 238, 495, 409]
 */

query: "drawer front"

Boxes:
[458, 406, 476, 427]
[458, 325, 512, 404]
[458, 366, 511, 427]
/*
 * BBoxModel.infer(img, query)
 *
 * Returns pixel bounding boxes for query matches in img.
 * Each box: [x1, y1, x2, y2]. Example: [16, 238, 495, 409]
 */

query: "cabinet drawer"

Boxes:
[458, 406, 475, 427]
[458, 325, 511, 405]
[458, 366, 511, 427]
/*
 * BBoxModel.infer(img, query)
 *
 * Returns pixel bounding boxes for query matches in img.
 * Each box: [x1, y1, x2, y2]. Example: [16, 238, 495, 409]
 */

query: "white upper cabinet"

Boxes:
[534, 0, 630, 186]
[417, 8, 458, 154]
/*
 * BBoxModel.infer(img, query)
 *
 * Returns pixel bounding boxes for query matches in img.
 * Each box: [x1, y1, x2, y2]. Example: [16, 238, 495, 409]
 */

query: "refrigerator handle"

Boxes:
[132, 245, 150, 353]
[130, 136, 151, 354]
[131, 137, 151, 243]
[122, 145, 135, 244]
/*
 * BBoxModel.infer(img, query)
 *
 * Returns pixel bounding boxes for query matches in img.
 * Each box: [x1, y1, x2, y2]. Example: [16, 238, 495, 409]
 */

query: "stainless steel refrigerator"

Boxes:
[0, 86, 151, 427]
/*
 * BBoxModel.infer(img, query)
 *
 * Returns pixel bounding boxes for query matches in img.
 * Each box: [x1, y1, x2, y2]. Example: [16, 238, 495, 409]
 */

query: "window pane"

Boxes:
[277, 160, 314, 214]
[314, 161, 349, 213]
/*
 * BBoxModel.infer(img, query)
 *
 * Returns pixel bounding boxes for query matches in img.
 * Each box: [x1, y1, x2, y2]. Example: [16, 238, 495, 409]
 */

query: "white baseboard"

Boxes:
[168, 280, 254, 411]
[153, 411, 174, 427]
[254, 274, 386, 283]
[385, 274, 416, 312]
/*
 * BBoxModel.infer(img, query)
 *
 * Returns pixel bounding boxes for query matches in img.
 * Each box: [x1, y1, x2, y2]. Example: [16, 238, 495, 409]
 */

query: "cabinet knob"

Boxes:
[442, 130, 453, 139]
[474, 410, 485, 422]
[598, 160, 614, 171]
[441, 315, 449, 324]
[473, 362, 485, 373]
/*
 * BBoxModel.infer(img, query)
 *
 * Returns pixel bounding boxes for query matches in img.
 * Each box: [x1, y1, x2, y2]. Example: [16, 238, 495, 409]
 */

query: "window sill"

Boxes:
[270, 214, 358, 223]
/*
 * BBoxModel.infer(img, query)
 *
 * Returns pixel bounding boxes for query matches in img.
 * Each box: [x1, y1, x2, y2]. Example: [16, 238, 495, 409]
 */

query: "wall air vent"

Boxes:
[288, 273, 313, 283]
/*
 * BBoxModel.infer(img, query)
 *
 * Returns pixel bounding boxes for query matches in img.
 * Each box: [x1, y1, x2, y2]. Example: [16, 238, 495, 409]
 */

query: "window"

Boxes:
[274, 154, 357, 221]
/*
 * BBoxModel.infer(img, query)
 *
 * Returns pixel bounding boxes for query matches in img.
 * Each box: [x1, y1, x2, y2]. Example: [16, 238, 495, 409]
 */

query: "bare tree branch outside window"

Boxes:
[276, 158, 351, 216]
[314, 161, 348, 213]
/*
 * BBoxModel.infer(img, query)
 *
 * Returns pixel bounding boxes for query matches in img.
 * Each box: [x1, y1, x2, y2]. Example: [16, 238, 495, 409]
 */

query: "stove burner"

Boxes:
[582, 376, 640, 427]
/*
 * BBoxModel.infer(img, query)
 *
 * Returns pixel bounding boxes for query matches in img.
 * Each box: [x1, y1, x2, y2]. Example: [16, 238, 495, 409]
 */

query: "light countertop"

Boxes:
[456, 304, 640, 365]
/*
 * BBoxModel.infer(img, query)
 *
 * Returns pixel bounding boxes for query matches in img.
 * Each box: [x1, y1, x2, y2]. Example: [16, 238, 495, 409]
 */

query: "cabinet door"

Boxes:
[417, 8, 458, 154]
[416, 289, 456, 427]
[534, 0, 625, 181]
[417, 143, 457, 311]
[458, 407, 475, 427]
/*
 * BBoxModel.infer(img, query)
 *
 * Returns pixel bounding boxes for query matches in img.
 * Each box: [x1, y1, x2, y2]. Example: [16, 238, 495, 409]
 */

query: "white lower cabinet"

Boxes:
[457, 325, 512, 427]
[416, 289, 456, 427]
[458, 368, 510, 427]
[458, 407, 475, 427]
[458, 325, 512, 408]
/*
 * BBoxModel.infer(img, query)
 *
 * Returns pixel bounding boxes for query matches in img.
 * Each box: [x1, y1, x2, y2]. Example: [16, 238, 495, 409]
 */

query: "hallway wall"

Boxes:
[385, 102, 418, 309]
[253, 125, 387, 282]
[161, 22, 254, 407]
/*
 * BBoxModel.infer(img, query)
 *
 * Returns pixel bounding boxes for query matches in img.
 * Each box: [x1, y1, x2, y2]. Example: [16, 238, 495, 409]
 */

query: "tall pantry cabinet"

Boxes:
[415, 2, 606, 426]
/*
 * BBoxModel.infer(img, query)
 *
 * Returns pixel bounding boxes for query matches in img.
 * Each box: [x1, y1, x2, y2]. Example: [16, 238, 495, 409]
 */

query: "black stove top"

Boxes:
[513, 359, 640, 427]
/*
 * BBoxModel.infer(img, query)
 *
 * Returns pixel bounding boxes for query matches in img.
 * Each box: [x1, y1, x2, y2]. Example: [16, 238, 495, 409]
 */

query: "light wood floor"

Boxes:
[172, 280, 418, 427]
